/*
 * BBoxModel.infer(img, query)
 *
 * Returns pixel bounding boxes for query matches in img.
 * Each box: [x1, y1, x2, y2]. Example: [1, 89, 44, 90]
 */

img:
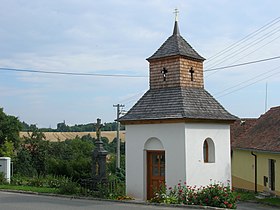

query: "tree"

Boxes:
[47, 137, 94, 180]
[22, 128, 49, 176]
[0, 141, 14, 158]
[0, 108, 22, 156]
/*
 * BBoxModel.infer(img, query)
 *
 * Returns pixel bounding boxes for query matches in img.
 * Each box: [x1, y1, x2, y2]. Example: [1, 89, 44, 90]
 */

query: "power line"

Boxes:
[206, 26, 280, 69]
[204, 55, 280, 72]
[227, 34, 280, 65]
[215, 67, 280, 98]
[205, 16, 280, 64]
[119, 91, 146, 104]
[213, 65, 280, 96]
[0, 67, 148, 78]
[1, 55, 280, 78]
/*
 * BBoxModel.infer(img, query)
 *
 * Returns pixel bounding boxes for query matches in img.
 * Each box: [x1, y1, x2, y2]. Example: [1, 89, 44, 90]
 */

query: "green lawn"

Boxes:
[0, 185, 58, 194]
[234, 190, 280, 207]
[259, 197, 280, 206]
[234, 190, 256, 201]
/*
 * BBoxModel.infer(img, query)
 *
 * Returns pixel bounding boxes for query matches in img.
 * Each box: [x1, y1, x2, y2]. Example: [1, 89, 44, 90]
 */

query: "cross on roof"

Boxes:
[174, 8, 179, 21]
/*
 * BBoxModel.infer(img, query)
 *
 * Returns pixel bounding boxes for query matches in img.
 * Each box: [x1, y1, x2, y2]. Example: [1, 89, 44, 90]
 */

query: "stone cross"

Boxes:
[92, 118, 108, 182]
[95, 118, 102, 141]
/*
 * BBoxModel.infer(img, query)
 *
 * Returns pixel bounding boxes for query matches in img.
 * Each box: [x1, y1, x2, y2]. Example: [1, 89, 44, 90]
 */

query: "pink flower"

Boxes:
[227, 203, 233, 208]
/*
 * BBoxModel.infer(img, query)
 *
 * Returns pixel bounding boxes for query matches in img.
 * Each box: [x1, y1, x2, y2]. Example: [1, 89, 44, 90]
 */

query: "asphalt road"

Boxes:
[0, 191, 279, 210]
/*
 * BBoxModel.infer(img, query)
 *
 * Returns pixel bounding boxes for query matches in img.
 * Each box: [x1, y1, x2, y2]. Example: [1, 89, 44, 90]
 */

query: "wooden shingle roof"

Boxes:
[119, 87, 237, 122]
[147, 21, 205, 61]
[231, 106, 280, 153]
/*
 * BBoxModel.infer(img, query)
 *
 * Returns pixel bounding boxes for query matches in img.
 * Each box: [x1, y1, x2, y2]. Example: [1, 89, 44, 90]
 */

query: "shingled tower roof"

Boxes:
[120, 19, 237, 124]
[147, 20, 205, 61]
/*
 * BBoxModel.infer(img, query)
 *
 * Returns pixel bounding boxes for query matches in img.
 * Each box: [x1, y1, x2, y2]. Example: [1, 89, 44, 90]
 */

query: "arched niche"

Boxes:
[144, 137, 164, 150]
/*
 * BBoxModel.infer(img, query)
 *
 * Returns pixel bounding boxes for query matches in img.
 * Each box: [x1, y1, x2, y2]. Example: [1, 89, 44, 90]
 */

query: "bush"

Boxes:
[57, 181, 81, 195]
[27, 176, 44, 187]
[45, 175, 70, 188]
[0, 172, 8, 184]
[150, 180, 237, 209]
[11, 174, 25, 185]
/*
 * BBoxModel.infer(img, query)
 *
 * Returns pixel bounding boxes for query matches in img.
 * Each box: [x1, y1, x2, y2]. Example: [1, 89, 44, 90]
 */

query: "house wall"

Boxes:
[185, 123, 231, 187]
[125, 123, 186, 200]
[232, 149, 280, 196]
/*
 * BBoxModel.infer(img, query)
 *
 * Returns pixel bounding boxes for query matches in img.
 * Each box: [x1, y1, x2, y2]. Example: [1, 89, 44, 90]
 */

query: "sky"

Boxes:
[0, 0, 280, 128]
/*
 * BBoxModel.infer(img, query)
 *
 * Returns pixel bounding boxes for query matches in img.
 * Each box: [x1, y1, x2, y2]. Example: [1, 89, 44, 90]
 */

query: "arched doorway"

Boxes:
[144, 138, 165, 200]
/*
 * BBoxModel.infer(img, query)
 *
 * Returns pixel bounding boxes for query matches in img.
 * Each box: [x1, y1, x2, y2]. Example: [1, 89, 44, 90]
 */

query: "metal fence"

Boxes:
[79, 178, 125, 197]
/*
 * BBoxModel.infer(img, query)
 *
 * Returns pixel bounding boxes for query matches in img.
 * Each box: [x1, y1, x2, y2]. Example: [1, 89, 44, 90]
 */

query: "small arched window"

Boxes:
[203, 138, 215, 163]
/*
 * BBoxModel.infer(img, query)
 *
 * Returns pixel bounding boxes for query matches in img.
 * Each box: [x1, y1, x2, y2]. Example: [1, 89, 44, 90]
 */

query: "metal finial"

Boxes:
[174, 8, 179, 21]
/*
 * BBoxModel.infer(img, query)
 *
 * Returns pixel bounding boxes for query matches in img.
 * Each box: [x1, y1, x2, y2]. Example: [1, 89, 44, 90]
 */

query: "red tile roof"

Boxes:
[231, 106, 280, 153]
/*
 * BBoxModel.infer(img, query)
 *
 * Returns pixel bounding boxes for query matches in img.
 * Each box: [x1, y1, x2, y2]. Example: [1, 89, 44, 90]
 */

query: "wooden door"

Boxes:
[147, 151, 165, 200]
[269, 159, 275, 191]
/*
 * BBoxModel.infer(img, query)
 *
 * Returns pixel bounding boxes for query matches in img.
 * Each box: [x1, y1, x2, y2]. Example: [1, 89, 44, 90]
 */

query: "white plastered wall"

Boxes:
[125, 122, 232, 200]
[125, 123, 186, 200]
[185, 123, 231, 187]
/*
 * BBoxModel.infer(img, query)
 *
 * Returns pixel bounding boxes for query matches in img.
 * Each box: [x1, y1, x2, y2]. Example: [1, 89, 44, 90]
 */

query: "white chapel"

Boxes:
[119, 17, 237, 200]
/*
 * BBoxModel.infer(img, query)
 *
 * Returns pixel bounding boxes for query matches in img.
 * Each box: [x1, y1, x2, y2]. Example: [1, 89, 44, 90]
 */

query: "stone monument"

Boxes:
[92, 118, 108, 182]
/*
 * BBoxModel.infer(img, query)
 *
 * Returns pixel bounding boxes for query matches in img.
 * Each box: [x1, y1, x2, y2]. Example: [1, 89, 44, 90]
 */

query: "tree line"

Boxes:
[21, 120, 125, 132]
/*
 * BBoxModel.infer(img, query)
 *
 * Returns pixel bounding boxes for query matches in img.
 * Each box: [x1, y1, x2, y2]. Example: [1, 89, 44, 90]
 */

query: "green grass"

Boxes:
[0, 184, 58, 194]
[234, 190, 280, 207]
[259, 197, 280, 207]
[234, 190, 256, 201]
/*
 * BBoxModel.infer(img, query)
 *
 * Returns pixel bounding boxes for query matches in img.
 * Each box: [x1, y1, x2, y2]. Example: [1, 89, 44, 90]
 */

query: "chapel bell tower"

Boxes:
[147, 18, 205, 89]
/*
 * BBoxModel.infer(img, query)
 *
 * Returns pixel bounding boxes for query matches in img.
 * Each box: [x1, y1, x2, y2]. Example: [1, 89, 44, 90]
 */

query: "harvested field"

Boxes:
[19, 131, 125, 142]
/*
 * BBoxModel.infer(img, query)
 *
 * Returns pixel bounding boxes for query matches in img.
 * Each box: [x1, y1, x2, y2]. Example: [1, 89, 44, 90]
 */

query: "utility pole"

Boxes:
[113, 104, 125, 169]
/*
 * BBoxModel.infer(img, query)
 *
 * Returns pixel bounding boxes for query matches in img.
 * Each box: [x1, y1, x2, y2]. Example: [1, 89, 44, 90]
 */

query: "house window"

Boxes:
[203, 138, 215, 163]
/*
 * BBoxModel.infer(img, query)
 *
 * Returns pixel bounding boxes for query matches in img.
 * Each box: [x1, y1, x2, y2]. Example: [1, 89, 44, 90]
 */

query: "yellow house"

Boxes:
[231, 106, 280, 196]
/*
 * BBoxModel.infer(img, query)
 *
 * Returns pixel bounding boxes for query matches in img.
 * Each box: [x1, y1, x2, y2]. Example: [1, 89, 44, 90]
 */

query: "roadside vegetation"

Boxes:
[0, 108, 126, 199]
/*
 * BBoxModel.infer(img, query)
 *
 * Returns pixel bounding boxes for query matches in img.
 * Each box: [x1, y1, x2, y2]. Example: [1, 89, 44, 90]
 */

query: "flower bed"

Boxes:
[150, 181, 237, 209]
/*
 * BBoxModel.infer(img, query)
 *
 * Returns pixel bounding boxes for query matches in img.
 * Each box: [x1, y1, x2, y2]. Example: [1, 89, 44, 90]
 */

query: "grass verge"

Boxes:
[234, 190, 280, 207]
[258, 197, 280, 206]
[0, 185, 58, 194]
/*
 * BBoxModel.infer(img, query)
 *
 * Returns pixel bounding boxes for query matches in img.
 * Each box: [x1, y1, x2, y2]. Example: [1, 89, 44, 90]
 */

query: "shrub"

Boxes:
[57, 181, 81, 195]
[27, 176, 45, 187]
[0, 172, 7, 184]
[150, 181, 237, 209]
[45, 175, 71, 188]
